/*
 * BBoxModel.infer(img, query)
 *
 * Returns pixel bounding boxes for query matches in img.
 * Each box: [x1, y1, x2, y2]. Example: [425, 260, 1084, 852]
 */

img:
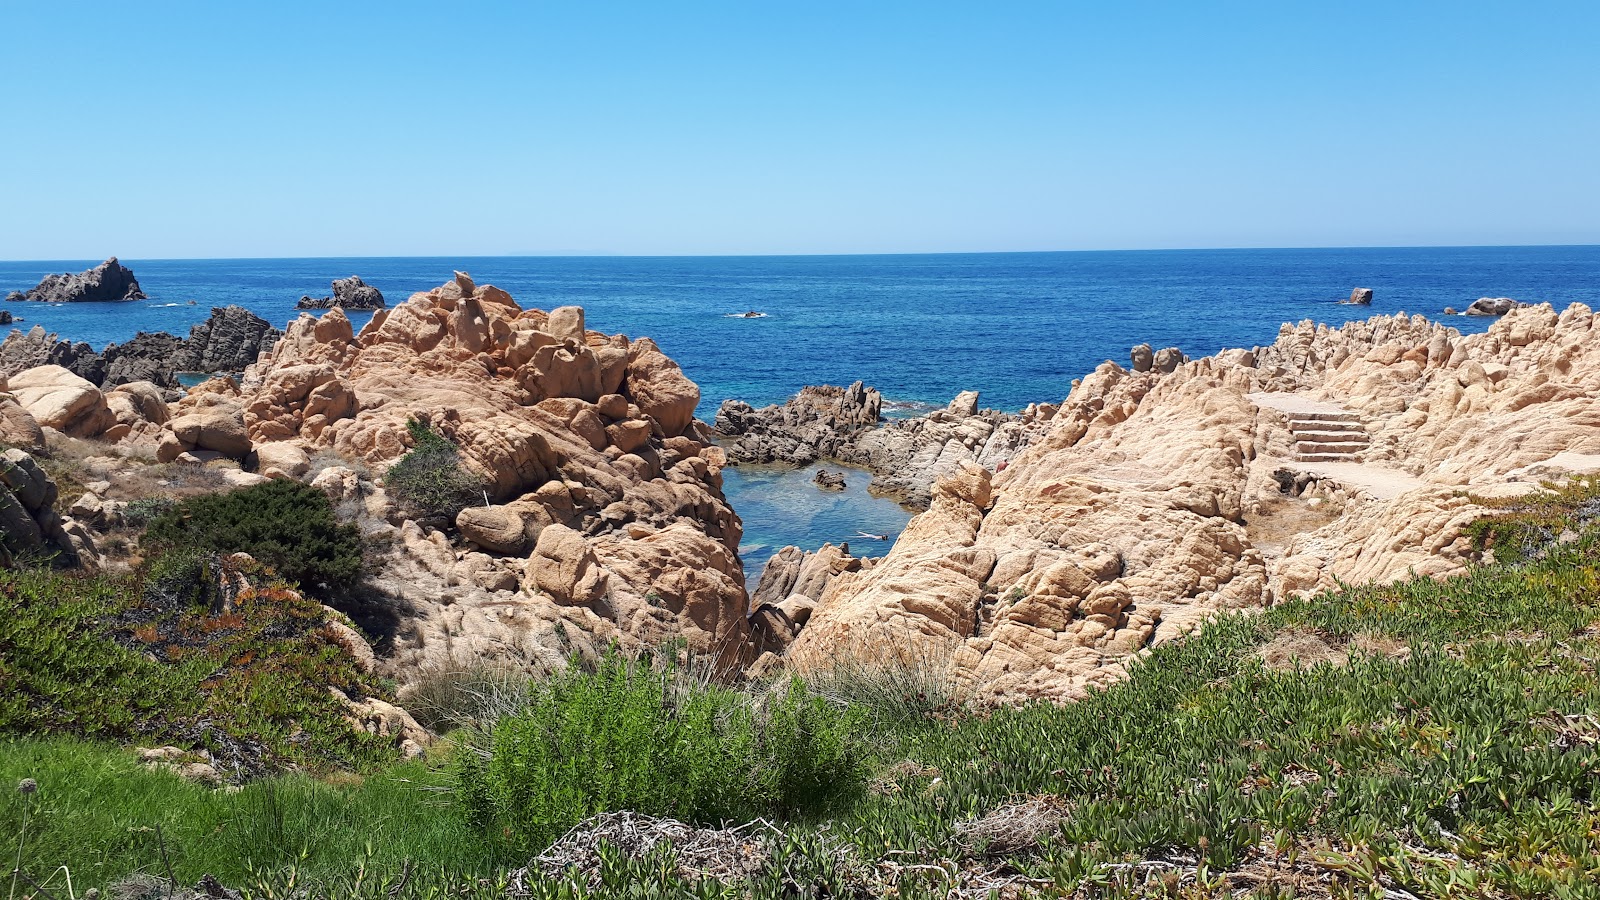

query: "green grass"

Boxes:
[0, 737, 491, 893]
[5, 479, 1600, 898]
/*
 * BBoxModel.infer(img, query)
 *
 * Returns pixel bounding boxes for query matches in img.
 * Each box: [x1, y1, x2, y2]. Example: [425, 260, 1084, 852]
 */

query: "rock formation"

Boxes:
[297, 276, 386, 310]
[0, 446, 96, 567]
[782, 304, 1600, 702]
[716, 383, 1051, 508]
[0, 306, 280, 389]
[235, 272, 750, 682]
[5, 258, 146, 303]
[1345, 287, 1374, 305]
[1462, 297, 1530, 316]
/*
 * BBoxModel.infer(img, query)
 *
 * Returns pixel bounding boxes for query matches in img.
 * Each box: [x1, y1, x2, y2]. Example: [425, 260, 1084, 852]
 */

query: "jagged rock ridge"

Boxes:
[5, 257, 146, 303]
[297, 276, 386, 310]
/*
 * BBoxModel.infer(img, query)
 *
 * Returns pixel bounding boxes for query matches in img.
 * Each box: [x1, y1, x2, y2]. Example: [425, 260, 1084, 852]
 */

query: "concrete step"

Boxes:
[1292, 429, 1370, 444]
[1297, 452, 1366, 462]
[1287, 410, 1362, 424]
[1288, 417, 1363, 431]
[1295, 441, 1369, 455]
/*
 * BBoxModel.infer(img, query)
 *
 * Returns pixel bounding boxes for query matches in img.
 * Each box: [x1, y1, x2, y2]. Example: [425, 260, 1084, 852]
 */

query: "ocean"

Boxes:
[4, 246, 1597, 579]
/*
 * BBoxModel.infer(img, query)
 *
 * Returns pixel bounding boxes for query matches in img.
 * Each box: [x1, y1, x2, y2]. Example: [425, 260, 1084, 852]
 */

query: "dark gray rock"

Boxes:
[102, 332, 186, 387]
[0, 306, 280, 389]
[171, 306, 282, 373]
[1463, 297, 1528, 316]
[5, 258, 146, 303]
[1346, 287, 1374, 305]
[813, 469, 846, 492]
[296, 275, 385, 310]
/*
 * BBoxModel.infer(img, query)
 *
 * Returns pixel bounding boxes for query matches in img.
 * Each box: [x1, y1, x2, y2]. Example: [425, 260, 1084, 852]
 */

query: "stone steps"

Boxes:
[1287, 413, 1368, 463]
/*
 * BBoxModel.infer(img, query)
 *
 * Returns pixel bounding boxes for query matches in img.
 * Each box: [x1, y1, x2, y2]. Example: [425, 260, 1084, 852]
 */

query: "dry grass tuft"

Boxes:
[514, 811, 773, 892]
[1256, 628, 1410, 672]
[953, 794, 1071, 857]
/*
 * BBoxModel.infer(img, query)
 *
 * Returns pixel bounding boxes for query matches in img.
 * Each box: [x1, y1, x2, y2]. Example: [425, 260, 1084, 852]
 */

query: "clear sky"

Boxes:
[2, 1, 1596, 259]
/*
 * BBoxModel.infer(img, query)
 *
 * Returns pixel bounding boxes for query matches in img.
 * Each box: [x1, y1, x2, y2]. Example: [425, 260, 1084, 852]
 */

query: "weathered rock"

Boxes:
[232, 275, 750, 684]
[0, 448, 88, 567]
[1463, 297, 1528, 316]
[457, 504, 533, 555]
[7, 365, 116, 437]
[1346, 287, 1373, 305]
[0, 307, 280, 391]
[1130, 344, 1154, 372]
[296, 275, 386, 310]
[171, 306, 281, 373]
[5, 258, 145, 303]
[717, 384, 1041, 508]
[255, 441, 311, 479]
[786, 304, 1600, 702]
[525, 523, 609, 606]
[813, 469, 846, 491]
[161, 395, 251, 461]
[0, 392, 45, 452]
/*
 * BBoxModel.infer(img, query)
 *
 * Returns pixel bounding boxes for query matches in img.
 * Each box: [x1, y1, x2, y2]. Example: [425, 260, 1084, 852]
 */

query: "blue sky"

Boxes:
[1, 2, 1596, 258]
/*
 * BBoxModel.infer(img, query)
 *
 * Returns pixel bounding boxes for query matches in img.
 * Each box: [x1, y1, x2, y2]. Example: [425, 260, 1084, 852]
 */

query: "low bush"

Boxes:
[141, 478, 364, 594]
[458, 654, 869, 851]
[0, 560, 396, 776]
[385, 420, 486, 523]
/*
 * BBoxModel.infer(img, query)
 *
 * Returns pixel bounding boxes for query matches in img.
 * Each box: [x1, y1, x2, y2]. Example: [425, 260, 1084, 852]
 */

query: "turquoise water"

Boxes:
[720, 461, 912, 583]
[4, 247, 1596, 571]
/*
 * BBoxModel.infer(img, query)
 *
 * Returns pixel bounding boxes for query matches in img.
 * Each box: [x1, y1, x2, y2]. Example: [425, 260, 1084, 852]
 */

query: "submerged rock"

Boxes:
[5, 257, 146, 303]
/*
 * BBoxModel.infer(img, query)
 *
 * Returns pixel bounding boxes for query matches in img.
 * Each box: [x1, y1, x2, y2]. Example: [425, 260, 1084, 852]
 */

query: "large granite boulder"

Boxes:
[5, 258, 145, 303]
[7, 365, 116, 437]
[296, 276, 386, 310]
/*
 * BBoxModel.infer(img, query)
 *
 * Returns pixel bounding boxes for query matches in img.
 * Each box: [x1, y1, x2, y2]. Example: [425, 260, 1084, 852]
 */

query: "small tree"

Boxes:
[385, 419, 486, 523]
[142, 479, 364, 594]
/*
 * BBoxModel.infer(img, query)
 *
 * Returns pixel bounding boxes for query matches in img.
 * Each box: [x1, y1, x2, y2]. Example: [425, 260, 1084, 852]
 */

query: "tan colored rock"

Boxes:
[0, 396, 44, 452]
[625, 338, 699, 437]
[525, 523, 609, 606]
[169, 404, 252, 459]
[225, 275, 749, 685]
[8, 365, 116, 437]
[256, 441, 311, 479]
[457, 504, 532, 555]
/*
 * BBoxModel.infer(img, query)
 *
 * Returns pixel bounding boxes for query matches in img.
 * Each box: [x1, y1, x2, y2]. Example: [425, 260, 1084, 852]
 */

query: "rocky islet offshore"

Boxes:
[0, 272, 1595, 707]
[4, 257, 146, 304]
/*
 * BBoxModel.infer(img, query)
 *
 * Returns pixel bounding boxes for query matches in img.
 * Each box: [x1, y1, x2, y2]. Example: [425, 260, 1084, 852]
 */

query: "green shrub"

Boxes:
[385, 420, 486, 523]
[458, 654, 868, 851]
[141, 479, 363, 594]
[121, 496, 175, 528]
[0, 562, 394, 775]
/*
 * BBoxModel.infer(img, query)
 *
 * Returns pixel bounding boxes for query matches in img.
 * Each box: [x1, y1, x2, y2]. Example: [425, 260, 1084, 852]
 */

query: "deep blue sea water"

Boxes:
[4, 247, 1597, 578]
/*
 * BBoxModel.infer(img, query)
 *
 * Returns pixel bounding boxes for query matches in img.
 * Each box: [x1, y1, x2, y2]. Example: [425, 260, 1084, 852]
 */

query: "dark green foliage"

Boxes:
[385, 419, 486, 523]
[141, 478, 364, 593]
[0, 561, 396, 776]
[458, 654, 868, 851]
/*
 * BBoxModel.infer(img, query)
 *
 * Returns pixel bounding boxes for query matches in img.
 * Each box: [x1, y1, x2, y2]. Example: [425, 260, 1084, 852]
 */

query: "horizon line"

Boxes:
[3, 241, 1599, 265]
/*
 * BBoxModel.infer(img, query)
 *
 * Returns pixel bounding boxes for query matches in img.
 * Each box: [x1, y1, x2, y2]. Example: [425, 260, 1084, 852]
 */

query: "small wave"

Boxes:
[146, 302, 184, 308]
[724, 312, 769, 318]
